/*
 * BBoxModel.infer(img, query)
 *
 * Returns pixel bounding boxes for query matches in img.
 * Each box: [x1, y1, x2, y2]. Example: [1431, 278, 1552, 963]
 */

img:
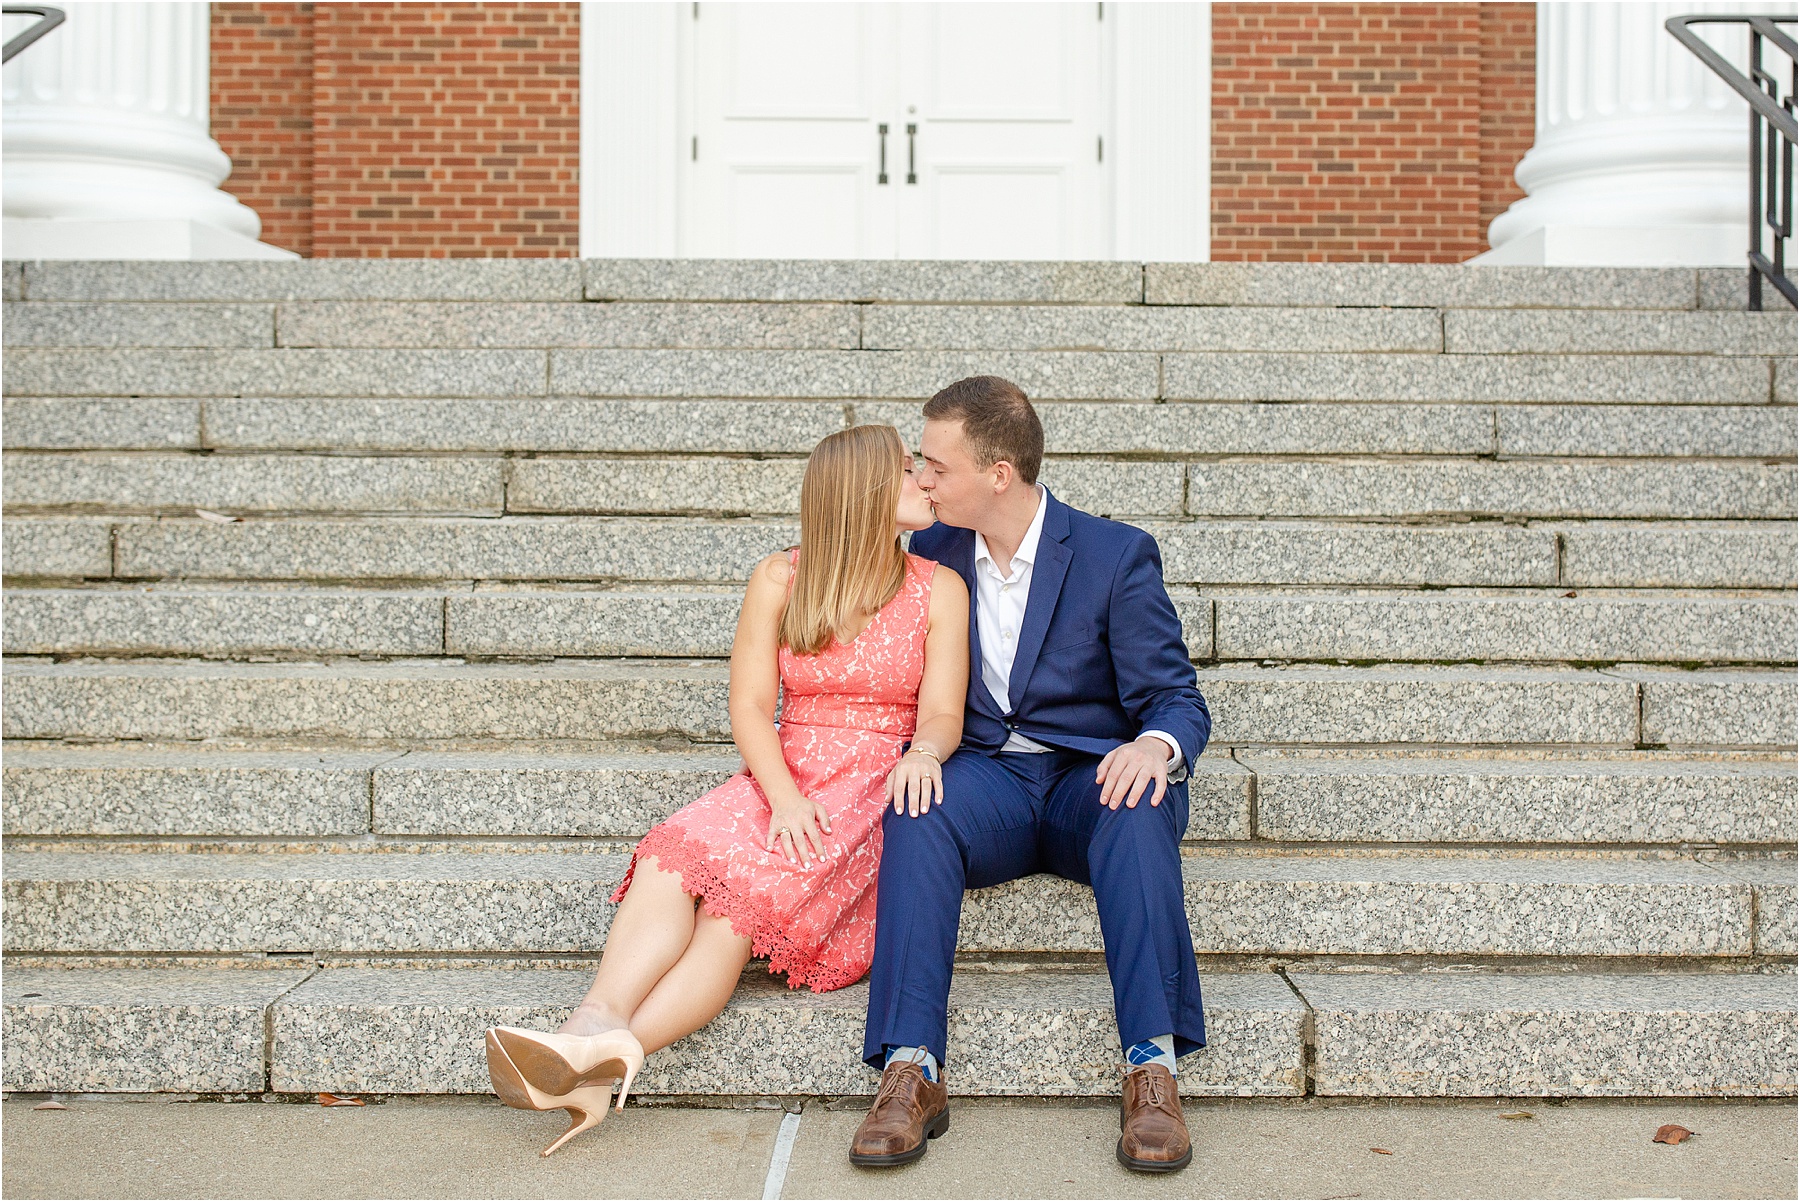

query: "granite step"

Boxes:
[5, 743, 1791, 848]
[2, 347, 1775, 405]
[6, 585, 1794, 665]
[5, 659, 1792, 748]
[0, 965, 310, 1094]
[1440, 309, 1797, 357]
[1209, 592, 1797, 665]
[1242, 750, 1797, 847]
[10, 258, 1728, 309]
[1183, 459, 1796, 521]
[2, 300, 866, 352]
[2, 302, 282, 350]
[6, 453, 1790, 522]
[2, 848, 1784, 957]
[862, 304, 1793, 357]
[1, 453, 506, 517]
[6, 962, 1789, 1098]
[0, 964, 1308, 1098]
[1291, 970, 1798, 1097]
[12, 398, 1793, 460]
[1551, 521, 1798, 589]
[9, 514, 1794, 590]
[0, 744, 1246, 840]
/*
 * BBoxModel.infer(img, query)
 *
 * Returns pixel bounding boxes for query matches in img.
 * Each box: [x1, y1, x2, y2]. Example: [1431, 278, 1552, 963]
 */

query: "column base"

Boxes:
[1470, 224, 1746, 268]
[1, 219, 299, 261]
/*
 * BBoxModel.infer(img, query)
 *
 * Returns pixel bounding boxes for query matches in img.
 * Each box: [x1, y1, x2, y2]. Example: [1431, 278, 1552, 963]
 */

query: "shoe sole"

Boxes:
[848, 1108, 951, 1167]
[490, 1028, 629, 1098]
[486, 1032, 542, 1112]
[1115, 1140, 1193, 1174]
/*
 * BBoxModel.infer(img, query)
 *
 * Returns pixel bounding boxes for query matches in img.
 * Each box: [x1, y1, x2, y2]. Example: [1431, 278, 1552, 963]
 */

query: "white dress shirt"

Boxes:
[972, 486, 1184, 772]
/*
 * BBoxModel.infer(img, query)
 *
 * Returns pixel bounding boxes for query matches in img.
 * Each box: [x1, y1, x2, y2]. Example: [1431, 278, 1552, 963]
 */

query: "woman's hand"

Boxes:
[887, 746, 944, 818]
[766, 793, 831, 868]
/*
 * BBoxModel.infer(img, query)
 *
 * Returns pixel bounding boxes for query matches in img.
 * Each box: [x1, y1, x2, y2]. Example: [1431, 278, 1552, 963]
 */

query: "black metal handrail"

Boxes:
[1666, 14, 1797, 310]
[2, 5, 63, 64]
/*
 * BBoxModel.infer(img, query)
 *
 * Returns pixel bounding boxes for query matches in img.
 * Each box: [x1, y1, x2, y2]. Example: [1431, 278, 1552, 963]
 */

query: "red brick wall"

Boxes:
[1478, 3, 1536, 239]
[1211, 2, 1533, 263]
[212, 3, 316, 257]
[212, 2, 580, 258]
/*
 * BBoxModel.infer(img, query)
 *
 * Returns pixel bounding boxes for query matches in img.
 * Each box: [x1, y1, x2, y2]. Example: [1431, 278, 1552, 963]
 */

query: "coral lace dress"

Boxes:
[610, 551, 937, 992]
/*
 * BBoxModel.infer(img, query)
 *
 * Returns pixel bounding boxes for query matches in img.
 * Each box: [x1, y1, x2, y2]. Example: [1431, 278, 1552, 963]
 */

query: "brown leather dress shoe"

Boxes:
[848, 1062, 950, 1167]
[1117, 1063, 1192, 1172]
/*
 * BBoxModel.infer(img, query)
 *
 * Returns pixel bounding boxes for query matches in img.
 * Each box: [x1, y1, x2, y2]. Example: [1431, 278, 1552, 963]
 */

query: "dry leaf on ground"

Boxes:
[317, 1092, 365, 1107]
[32, 1101, 66, 1110]
[1370, 1147, 1393, 1155]
[1652, 1124, 1694, 1144]
[195, 509, 240, 524]
[1498, 1111, 1534, 1120]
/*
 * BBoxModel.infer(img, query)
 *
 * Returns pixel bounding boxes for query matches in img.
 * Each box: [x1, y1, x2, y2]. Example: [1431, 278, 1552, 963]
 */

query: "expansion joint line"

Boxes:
[762, 1106, 804, 1200]
[263, 961, 324, 1095]
[1273, 965, 1317, 1098]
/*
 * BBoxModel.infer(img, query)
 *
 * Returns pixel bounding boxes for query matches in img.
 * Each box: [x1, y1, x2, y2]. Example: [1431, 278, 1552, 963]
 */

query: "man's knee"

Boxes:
[881, 798, 955, 845]
[1091, 791, 1185, 847]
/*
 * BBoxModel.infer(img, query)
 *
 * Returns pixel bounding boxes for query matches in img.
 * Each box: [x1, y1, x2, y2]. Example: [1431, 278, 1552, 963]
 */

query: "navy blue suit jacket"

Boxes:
[909, 488, 1210, 769]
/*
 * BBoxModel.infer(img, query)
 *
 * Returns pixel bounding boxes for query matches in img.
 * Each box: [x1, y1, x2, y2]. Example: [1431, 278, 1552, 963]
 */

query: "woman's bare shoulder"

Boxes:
[752, 550, 795, 587]
[928, 565, 972, 626]
[928, 563, 969, 605]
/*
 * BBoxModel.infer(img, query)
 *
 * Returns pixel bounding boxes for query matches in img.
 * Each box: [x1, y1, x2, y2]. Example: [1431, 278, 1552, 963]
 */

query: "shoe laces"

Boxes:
[874, 1063, 923, 1110]
[1129, 1065, 1169, 1108]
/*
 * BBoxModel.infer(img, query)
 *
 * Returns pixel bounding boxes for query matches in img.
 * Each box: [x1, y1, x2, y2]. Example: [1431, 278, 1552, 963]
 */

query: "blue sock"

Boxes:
[1126, 1034, 1177, 1075]
[883, 1044, 939, 1082]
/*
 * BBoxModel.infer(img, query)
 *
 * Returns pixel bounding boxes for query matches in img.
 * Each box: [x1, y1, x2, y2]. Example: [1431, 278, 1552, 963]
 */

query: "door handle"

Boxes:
[878, 123, 888, 185]
[906, 123, 917, 184]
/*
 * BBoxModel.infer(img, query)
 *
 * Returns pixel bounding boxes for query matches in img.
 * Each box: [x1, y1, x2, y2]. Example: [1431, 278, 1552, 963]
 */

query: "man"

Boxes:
[851, 376, 1211, 1173]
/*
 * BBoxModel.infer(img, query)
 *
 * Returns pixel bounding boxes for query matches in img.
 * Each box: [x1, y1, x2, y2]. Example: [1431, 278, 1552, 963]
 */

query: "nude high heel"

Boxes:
[486, 1032, 623, 1157]
[486, 1026, 644, 1111]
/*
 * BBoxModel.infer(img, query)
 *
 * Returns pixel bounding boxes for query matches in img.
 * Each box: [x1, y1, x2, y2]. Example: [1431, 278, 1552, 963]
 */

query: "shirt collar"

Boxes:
[973, 484, 1048, 579]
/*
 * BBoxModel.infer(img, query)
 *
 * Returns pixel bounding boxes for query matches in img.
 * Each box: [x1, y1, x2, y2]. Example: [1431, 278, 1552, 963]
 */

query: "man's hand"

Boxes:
[1095, 736, 1172, 809]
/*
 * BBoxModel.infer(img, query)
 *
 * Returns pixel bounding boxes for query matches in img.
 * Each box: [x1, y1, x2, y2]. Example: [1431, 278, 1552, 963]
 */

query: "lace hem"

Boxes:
[609, 824, 870, 994]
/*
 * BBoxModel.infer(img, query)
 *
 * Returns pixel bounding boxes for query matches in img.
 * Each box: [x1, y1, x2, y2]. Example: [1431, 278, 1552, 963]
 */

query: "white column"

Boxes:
[1112, 2, 1211, 263]
[1477, 1, 1752, 266]
[1, 1, 295, 259]
[578, 1, 683, 259]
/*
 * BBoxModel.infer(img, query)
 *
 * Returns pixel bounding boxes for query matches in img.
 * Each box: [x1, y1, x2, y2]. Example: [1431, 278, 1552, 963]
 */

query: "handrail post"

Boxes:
[1, 5, 64, 63]
[1666, 13, 1797, 310]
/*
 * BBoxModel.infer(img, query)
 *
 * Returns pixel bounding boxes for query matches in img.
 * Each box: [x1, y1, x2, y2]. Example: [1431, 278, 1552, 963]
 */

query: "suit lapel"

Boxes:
[1006, 492, 1072, 710]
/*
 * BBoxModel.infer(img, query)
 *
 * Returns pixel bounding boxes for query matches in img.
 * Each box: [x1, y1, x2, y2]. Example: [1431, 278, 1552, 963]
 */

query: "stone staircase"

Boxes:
[2, 257, 1794, 1102]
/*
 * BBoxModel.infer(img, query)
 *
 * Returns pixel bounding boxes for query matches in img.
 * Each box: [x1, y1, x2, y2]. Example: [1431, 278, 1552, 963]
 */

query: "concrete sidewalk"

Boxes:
[2, 1095, 1794, 1199]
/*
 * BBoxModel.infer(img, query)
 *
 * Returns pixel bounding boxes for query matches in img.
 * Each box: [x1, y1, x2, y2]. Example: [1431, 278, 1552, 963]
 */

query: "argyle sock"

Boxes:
[1125, 1034, 1177, 1075]
[883, 1044, 939, 1082]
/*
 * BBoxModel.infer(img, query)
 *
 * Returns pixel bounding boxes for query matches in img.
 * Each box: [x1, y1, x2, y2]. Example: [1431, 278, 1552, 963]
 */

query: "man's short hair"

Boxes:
[922, 375, 1044, 485]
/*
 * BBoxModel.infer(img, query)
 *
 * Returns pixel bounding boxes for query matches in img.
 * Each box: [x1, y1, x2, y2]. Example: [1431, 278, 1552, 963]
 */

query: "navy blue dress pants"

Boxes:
[861, 747, 1206, 1071]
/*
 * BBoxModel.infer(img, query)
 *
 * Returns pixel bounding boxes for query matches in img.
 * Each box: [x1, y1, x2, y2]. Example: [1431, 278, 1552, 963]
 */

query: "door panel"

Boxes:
[725, 4, 869, 118]
[690, 3, 896, 257]
[903, 3, 1102, 259]
[728, 168, 866, 258]
[686, 2, 1104, 259]
[925, 3, 1074, 119]
[932, 168, 1068, 260]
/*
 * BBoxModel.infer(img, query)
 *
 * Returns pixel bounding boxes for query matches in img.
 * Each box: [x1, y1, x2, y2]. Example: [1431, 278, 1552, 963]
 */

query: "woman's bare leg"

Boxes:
[558, 856, 701, 1036]
[627, 908, 755, 1054]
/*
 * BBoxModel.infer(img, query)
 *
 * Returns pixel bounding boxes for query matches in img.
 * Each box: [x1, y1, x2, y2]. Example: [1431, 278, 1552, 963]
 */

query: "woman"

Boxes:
[486, 424, 970, 1156]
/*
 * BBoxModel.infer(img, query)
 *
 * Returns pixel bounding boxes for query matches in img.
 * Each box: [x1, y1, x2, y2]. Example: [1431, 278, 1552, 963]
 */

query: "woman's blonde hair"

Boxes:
[779, 424, 910, 656]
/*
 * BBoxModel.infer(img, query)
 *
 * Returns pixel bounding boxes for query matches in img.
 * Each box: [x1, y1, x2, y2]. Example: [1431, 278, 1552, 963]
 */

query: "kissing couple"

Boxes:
[484, 375, 1212, 1172]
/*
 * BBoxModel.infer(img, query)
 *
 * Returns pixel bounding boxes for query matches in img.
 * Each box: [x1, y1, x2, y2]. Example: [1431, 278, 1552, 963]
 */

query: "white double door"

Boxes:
[686, 3, 1108, 260]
